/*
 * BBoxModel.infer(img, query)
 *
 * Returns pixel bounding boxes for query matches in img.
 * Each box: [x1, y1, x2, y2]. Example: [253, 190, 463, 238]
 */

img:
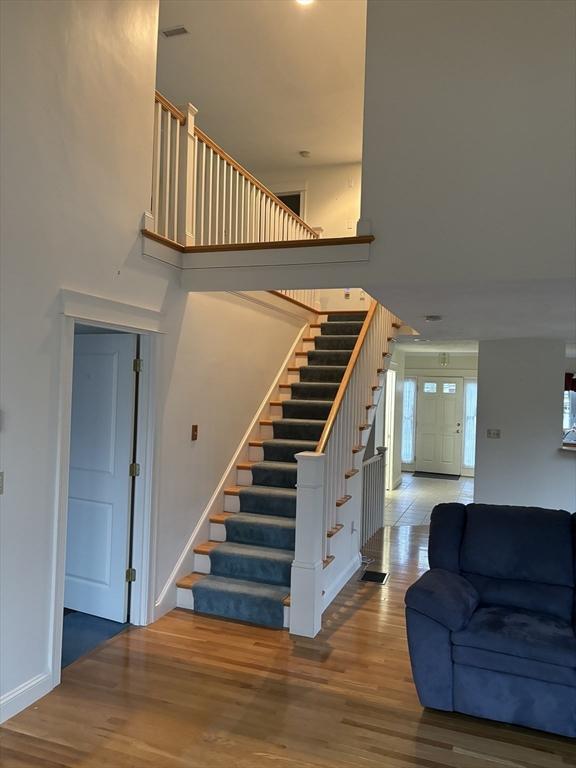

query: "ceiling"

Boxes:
[156, 0, 366, 173]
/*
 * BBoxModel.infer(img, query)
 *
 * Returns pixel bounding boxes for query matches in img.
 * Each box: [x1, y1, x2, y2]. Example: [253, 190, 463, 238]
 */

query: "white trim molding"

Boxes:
[0, 672, 52, 724]
[60, 289, 166, 334]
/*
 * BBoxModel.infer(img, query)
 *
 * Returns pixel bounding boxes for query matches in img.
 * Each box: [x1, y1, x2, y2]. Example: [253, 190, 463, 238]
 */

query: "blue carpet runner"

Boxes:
[192, 310, 367, 628]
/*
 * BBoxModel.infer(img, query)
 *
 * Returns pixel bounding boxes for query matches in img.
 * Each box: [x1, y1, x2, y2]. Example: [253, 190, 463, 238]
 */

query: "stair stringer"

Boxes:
[155, 305, 316, 618]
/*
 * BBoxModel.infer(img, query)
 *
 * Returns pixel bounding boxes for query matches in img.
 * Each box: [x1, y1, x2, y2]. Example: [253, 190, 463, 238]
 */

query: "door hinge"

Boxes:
[133, 358, 143, 373]
[126, 567, 136, 583]
[129, 462, 140, 477]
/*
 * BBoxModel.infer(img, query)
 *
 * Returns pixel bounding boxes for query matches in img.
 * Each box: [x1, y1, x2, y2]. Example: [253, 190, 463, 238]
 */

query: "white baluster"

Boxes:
[174, 104, 198, 245]
[214, 154, 220, 244]
[163, 110, 173, 236]
[199, 141, 206, 245]
[221, 159, 227, 244]
[228, 164, 233, 244]
[151, 102, 162, 233]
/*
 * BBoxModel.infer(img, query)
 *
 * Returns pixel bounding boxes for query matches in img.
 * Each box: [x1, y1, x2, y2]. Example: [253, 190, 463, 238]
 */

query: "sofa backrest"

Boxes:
[429, 503, 575, 621]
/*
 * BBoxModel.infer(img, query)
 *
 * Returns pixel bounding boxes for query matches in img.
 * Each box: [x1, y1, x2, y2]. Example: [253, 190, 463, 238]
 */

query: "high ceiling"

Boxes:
[156, 0, 366, 173]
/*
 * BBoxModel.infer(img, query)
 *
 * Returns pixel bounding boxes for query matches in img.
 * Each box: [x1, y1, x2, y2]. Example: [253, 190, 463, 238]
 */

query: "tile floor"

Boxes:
[384, 472, 474, 526]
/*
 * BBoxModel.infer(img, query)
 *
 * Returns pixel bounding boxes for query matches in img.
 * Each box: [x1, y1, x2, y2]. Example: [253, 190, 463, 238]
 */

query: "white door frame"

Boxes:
[50, 292, 161, 689]
[384, 369, 396, 491]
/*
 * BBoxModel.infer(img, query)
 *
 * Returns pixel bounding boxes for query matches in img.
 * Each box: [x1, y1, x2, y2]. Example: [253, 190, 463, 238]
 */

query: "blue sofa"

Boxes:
[405, 503, 576, 738]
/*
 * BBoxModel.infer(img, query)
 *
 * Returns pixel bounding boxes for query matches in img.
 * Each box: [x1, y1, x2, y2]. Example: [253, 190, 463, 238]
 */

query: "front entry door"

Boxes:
[415, 377, 463, 475]
[65, 333, 136, 622]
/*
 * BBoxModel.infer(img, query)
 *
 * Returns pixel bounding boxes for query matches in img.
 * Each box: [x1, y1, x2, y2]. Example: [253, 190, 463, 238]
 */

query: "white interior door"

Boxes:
[415, 377, 463, 475]
[384, 369, 396, 490]
[65, 332, 136, 622]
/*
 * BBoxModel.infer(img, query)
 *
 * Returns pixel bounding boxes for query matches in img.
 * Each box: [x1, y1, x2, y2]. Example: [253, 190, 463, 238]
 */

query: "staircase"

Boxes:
[176, 311, 368, 629]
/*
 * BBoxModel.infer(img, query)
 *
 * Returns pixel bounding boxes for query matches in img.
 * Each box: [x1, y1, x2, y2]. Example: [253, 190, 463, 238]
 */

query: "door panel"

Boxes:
[65, 333, 136, 622]
[415, 377, 463, 475]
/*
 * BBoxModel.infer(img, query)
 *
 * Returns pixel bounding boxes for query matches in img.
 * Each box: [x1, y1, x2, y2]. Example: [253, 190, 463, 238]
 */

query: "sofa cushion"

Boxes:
[452, 605, 576, 668]
[428, 503, 466, 572]
[463, 572, 574, 623]
[452, 645, 576, 687]
[460, 505, 574, 587]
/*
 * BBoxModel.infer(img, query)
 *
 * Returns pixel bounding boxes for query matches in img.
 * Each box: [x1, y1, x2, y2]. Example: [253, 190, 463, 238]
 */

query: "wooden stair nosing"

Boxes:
[323, 555, 335, 569]
[345, 468, 359, 479]
[193, 541, 219, 555]
[176, 573, 205, 590]
[352, 444, 365, 454]
[336, 494, 352, 508]
[249, 439, 263, 448]
[327, 523, 344, 539]
[237, 461, 254, 471]
[210, 512, 232, 524]
[224, 485, 242, 496]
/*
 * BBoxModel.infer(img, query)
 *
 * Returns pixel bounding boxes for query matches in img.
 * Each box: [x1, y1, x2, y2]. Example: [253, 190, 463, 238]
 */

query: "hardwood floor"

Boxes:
[1, 526, 574, 767]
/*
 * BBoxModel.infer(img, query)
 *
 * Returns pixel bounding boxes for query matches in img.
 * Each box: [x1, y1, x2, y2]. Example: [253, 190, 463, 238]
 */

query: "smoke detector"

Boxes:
[162, 26, 189, 38]
[424, 314, 443, 322]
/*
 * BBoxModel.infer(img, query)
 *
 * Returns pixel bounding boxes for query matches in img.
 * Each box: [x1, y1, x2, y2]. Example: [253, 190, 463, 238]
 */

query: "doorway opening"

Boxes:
[62, 324, 142, 667]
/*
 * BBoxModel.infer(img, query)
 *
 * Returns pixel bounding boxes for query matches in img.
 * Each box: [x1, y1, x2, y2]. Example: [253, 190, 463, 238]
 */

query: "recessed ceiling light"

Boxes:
[296, 0, 315, 5]
[424, 314, 443, 322]
[161, 26, 189, 38]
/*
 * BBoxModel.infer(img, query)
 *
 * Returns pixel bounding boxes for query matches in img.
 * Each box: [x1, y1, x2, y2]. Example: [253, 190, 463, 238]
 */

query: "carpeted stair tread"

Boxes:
[320, 321, 364, 335]
[290, 382, 339, 400]
[272, 418, 326, 441]
[307, 349, 352, 365]
[299, 365, 347, 383]
[192, 575, 288, 628]
[238, 485, 296, 517]
[282, 399, 333, 419]
[210, 542, 294, 586]
[225, 513, 295, 550]
[314, 335, 359, 350]
[251, 460, 297, 488]
[326, 311, 367, 322]
[262, 439, 317, 462]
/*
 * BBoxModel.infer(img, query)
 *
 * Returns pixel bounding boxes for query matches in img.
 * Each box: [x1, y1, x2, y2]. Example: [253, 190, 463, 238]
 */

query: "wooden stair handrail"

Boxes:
[193, 126, 319, 240]
[315, 300, 379, 454]
[154, 90, 186, 125]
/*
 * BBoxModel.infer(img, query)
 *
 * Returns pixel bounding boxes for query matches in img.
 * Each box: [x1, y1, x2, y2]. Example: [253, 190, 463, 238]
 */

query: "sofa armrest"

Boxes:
[405, 569, 479, 631]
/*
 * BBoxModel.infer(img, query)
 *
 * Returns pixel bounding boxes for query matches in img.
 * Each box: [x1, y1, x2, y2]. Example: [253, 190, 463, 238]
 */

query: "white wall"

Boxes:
[0, 0, 309, 721]
[258, 163, 362, 239]
[0, 0, 161, 719]
[360, 0, 575, 341]
[404, 353, 478, 377]
[474, 339, 575, 510]
[315, 288, 369, 311]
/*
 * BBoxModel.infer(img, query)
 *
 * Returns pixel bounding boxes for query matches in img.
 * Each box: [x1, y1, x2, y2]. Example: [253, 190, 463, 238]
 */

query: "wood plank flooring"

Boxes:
[1, 526, 574, 767]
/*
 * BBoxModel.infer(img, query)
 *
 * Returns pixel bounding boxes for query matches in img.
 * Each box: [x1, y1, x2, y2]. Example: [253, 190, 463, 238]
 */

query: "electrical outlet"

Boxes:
[487, 428, 501, 439]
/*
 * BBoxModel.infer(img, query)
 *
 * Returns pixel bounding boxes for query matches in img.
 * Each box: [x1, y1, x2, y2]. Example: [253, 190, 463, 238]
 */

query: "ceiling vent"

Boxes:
[161, 26, 189, 38]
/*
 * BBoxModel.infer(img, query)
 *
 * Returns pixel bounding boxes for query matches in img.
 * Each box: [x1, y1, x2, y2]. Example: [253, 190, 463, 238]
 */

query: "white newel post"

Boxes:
[178, 103, 199, 246]
[290, 452, 325, 638]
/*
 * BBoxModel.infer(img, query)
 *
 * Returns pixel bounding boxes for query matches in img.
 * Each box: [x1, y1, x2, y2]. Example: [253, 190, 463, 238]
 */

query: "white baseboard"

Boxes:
[322, 552, 362, 611]
[0, 672, 53, 724]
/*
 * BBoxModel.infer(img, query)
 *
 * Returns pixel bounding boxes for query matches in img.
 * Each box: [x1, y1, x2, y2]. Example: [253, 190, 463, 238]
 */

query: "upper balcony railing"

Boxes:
[145, 92, 319, 248]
